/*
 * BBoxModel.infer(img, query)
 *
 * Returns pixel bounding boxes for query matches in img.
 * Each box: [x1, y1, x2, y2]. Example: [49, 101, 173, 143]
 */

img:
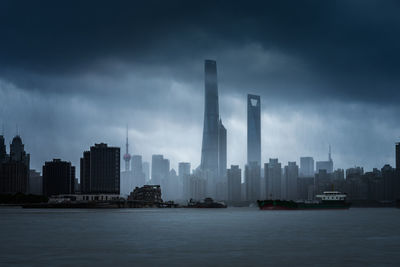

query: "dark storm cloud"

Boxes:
[1, 0, 400, 102]
[0, 0, 399, 172]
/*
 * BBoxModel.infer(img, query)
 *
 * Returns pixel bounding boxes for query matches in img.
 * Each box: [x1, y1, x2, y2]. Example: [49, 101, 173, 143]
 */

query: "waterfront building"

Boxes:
[179, 162, 191, 199]
[128, 185, 163, 203]
[283, 162, 298, 201]
[80, 143, 120, 194]
[0, 135, 6, 163]
[265, 158, 282, 200]
[42, 159, 75, 197]
[187, 174, 207, 201]
[227, 165, 241, 202]
[245, 162, 261, 201]
[0, 135, 30, 194]
[29, 169, 42, 195]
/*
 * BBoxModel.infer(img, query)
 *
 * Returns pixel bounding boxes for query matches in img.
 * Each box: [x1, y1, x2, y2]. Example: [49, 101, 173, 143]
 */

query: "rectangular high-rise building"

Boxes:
[265, 158, 282, 200]
[396, 142, 400, 170]
[151, 155, 169, 185]
[227, 165, 241, 202]
[300, 157, 314, 177]
[283, 162, 298, 201]
[316, 161, 333, 174]
[142, 161, 150, 182]
[42, 159, 75, 197]
[29, 169, 42, 195]
[218, 120, 227, 180]
[179, 162, 191, 199]
[0, 135, 6, 164]
[80, 143, 120, 194]
[131, 155, 145, 187]
[247, 94, 261, 166]
[80, 151, 90, 193]
[245, 162, 261, 201]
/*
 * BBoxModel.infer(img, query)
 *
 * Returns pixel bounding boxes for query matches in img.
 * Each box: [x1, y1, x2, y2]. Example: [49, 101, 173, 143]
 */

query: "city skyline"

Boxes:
[2, 2, 400, 266]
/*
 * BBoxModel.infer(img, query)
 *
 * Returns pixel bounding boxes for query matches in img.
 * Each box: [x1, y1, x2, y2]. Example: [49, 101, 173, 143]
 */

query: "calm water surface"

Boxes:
[1, 207, 399, 266]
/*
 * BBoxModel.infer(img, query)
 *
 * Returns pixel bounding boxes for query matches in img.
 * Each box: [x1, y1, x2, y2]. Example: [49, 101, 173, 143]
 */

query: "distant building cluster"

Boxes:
[1, 60, 400, 206]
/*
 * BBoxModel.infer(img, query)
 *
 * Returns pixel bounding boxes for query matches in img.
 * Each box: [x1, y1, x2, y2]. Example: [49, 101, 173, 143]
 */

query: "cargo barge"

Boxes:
[257, 191, 351, 210]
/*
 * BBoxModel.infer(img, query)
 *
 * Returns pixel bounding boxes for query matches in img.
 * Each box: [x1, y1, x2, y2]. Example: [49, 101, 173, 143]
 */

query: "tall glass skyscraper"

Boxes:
[218, 119, 227, 180]
[200, 60, 228, 197]
[247, 94, 261, 165]
[201, 60, 220, 178]
[396, 142, 399, 170]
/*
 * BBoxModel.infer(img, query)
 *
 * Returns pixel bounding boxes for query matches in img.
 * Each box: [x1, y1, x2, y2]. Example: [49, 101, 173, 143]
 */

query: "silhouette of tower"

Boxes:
[396, 142, 399, 170]
[123, 126, 131, 172]
[247, 94, 261, 165]
[218, 119, 227, 180]
[200, 60, 220, 179]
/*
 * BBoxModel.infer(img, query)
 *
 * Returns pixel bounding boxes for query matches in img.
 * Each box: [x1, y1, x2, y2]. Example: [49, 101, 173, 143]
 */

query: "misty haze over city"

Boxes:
[1, 0, 399, 174]
[2, 1, 400, 267]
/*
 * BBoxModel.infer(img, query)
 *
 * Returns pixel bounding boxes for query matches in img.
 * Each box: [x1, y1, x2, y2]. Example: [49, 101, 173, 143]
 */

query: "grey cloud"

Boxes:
[0, 0, 399, 173]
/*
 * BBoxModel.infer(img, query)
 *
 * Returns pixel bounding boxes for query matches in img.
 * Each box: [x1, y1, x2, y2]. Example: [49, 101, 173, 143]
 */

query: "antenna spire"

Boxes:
[328, 144, 332, 161]
[126, 125, 129, 154]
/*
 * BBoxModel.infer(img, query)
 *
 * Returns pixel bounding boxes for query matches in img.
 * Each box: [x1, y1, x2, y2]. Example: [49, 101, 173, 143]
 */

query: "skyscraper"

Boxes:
[80, 151, 90, 194]
[247, 94, 261, 166]
[42, 159, 75, 197]
[218, 119, 227, 180]
[0, 135, 30, 194]
[131, 155, 145, 187]
[151, 155, 169, 185]
[316, 145, 333, 174]
[227, 165, 242, 202]
[396, 142, 399, 170]
[265, 158, 282, 200]
[245, 161, 261, 201]
[179, 162, 191, 199]
[200, 60, 228, 197]
[300, 157, 314, 177]
[200, 60, 220, 181]
[0, 135, 6, 163]
[142, 161, 150, 182]
[80, 143, 120, 194]
[283, 162, 299, 201]
[29, 169, 42, 195]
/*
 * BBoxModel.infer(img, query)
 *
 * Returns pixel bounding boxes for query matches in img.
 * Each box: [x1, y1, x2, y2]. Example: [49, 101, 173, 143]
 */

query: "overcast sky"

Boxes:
[1, 0, 399, 174]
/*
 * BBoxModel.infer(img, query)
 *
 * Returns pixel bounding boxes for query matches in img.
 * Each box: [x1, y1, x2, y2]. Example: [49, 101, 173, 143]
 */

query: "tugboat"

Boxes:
[185, 197, 227, 208]
[257, 191, 351, 210]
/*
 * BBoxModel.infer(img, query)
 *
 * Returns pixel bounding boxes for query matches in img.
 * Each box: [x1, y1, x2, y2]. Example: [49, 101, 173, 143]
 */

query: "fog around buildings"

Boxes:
[1, 1, 400, 175]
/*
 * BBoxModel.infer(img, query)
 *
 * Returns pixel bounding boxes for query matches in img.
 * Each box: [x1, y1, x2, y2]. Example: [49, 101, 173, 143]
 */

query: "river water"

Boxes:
[1, 207, 399, 266]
